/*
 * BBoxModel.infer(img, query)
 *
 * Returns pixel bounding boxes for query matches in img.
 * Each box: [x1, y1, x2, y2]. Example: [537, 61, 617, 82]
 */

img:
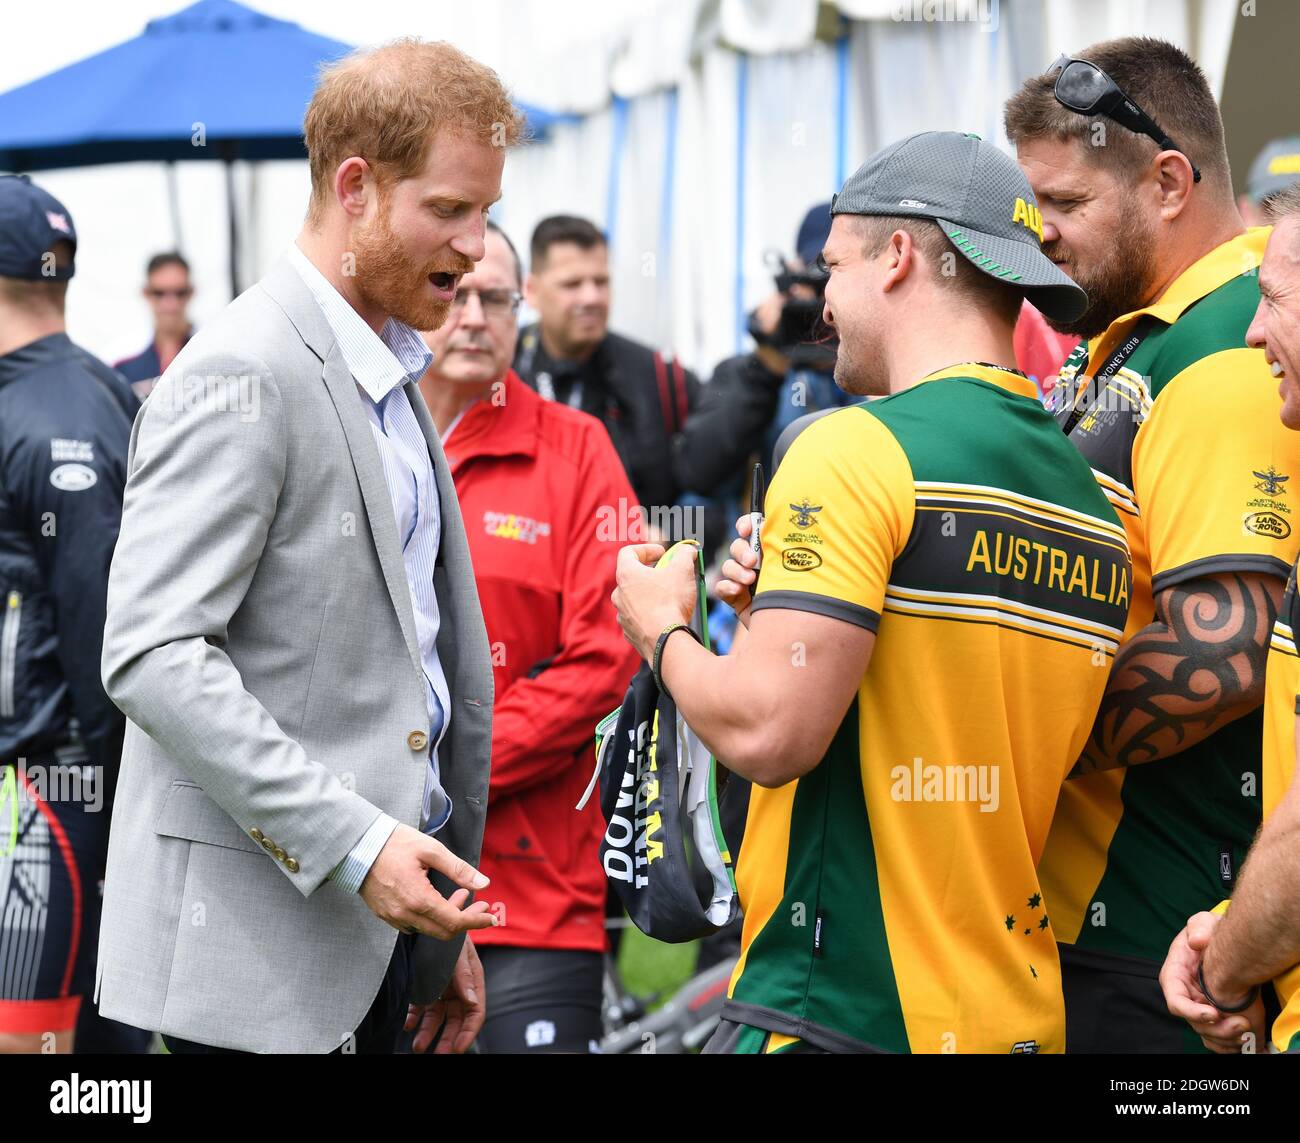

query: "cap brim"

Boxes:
[936, 218, 1087, 325]
[1251, 175, 1300, 204]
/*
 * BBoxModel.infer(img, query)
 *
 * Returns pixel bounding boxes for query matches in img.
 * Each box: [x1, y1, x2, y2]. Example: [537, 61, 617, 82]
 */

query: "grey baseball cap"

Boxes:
[830, 131, 1086, 324]
[1247, 136, 1300, 204]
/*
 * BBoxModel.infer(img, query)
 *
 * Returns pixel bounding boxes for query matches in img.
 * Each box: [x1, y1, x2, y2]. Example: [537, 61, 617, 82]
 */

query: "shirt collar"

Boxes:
[0, 331, 77, 384]
[1085, 227, 1270, 365]
[915, 362, 1040, 400]
[286, 242, 432, 402]
[441, 372, 540, 467]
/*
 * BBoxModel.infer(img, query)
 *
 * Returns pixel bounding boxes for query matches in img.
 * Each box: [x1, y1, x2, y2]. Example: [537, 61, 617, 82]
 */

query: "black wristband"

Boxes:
[652, 623, 699, 699]
[1197, 962, 1259, 1014]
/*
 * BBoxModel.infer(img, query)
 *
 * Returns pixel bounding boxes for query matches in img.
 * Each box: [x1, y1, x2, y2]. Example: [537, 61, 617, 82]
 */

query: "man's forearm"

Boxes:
[1071, 572, 1279, 775]
[657, 629, 783, 783]
[1205, 814, 1300, 999]
[1205, 715, 1300, 998]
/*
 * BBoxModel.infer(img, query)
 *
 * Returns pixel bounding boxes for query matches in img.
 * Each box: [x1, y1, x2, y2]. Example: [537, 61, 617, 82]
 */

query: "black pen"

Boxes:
[749, 462, 765, 571]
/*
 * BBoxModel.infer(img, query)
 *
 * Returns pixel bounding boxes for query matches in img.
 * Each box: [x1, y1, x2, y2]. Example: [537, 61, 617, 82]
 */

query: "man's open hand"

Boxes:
[405, 934, 486, 1053]
[360, 823, 497, 940]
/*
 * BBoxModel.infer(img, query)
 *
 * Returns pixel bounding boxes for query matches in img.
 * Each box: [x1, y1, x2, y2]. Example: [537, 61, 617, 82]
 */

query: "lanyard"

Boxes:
[1060, 315, 1159, 436]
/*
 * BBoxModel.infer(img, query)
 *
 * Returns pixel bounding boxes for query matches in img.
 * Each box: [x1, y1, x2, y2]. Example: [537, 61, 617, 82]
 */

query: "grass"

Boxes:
[617, 924, 699, 1005]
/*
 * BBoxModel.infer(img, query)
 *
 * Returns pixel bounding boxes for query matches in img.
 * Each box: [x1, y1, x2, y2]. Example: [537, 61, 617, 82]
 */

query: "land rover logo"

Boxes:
[49, 463, 97, 492]
[781, 546, 822, 572]
[1244, 510, 1291, 539]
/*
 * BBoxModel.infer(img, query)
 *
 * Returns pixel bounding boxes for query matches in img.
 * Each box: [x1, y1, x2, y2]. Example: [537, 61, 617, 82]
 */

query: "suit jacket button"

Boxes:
[285, 857, 300, 873]
[273, 847, 287, 861]
[261, 837, 275, 852]
[407, 730, 429, 752]
[250, 828, 264, 842]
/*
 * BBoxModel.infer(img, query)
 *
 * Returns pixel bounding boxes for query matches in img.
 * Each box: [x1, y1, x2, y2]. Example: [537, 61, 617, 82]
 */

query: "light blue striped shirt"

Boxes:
[286, 243, 453, 894]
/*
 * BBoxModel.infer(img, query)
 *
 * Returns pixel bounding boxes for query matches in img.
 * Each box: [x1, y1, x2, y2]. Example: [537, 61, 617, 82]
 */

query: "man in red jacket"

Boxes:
[419, 222, 639, 1052]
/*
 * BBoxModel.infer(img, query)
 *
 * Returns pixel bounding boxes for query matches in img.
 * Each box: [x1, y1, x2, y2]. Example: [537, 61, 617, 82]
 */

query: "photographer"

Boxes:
[673, 202, 847, 496]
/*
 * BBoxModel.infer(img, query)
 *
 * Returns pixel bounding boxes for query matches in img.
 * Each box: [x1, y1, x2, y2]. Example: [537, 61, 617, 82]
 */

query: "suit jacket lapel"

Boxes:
[260, 257, 425, 680]
[319, 344, 425, 680]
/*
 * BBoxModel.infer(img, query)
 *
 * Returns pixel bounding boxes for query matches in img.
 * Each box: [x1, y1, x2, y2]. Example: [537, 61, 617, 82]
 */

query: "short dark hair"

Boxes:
[146, 251, 189, 278]
[1004, 36, 1231, 192]
[0, 276, 68, 310]
[853, 215, 1024, 328]
[0, 237, 72, 311]
[486, 220, 523, 288]
[529, 215, 606, 273]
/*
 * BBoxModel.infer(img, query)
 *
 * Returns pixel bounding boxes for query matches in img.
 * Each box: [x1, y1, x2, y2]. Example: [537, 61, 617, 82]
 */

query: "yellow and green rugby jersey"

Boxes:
[1038, 228, 1300, 967]
[727, 364, 1131, 1054]
[1259, 559, 1300, 1052]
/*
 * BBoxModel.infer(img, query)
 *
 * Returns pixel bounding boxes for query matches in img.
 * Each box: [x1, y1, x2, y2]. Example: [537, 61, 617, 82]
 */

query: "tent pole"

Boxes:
[225, 155, 239, 299]
[165, 161, 184, 254]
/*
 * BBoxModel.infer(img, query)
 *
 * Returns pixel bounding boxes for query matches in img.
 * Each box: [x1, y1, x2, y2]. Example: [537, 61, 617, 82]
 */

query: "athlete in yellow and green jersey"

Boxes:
[1035, 228, 1300, 1051]
[719, 364, 1131, 1053]
[609, 132, 1127, 1054]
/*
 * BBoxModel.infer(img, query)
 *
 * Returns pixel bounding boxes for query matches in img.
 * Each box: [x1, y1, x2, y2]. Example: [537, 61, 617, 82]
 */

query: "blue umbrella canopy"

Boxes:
[0, 0, 568, 294]
[0, 0, 566, 170]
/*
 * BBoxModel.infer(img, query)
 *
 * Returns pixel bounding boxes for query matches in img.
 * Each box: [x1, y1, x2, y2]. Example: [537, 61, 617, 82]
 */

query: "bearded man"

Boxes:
[93, 39, 522, 1054]
[1005, 35, 1300, 1053]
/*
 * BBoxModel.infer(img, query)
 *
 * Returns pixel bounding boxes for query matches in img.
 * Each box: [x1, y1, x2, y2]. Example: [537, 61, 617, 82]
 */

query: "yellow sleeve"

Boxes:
[752, 407, 914, 630]
[1133, 347, 1300, 593]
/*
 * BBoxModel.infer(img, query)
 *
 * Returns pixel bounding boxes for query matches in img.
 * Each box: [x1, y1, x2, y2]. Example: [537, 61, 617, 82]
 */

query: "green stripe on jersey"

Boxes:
[862, 376, 1125, 523]
[1146, 272, 1263, 395]
[730, 698, 910, 1052]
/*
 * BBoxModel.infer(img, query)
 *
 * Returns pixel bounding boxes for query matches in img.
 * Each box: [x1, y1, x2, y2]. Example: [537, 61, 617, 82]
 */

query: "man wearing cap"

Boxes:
[0, 174, 145, 1053]
[1239, 136, 1300, 227]
[613, 131, 1131, 1053]
[1005, 36, 1300, 1052]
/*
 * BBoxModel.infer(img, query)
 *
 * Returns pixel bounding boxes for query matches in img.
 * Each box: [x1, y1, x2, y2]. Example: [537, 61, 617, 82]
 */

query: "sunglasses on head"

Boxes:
[1047, 54, 1201, 184]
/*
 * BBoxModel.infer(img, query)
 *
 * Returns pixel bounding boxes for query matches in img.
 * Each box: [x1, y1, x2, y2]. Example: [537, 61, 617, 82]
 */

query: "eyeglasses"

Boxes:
[146, 287, 193, 299]
[448, 287, 522, 318]
[1047, 54, 1201, 184]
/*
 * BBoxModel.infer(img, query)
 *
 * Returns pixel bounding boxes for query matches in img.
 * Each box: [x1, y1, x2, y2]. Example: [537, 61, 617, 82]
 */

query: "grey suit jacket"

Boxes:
[95, 256, 493, 1053]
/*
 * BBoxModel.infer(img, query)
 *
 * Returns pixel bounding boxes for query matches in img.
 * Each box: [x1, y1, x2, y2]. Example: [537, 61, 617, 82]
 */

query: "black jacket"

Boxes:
[514, 325, 701, 513]
[0, 333, 137, 770]
[673, 352, 789, 492]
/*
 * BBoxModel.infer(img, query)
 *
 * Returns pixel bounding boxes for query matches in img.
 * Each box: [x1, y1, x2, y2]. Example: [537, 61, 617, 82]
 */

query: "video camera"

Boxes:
[746, 250, 838, 372]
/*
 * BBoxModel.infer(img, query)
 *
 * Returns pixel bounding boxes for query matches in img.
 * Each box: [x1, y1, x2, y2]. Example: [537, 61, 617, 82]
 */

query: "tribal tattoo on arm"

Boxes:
[1070, 571, 1283, 777]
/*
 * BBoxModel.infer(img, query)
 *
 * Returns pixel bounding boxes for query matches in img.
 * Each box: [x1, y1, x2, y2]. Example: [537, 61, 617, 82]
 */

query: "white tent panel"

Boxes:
[6, 0, 1242, 377]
